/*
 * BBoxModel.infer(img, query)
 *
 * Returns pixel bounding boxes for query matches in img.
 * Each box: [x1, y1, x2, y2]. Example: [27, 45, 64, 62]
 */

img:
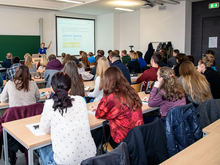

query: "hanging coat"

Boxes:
[144, 43, 155, 64]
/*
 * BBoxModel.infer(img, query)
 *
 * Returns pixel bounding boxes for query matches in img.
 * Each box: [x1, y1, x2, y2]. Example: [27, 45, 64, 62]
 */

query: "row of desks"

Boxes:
[2, 92, 157, 165]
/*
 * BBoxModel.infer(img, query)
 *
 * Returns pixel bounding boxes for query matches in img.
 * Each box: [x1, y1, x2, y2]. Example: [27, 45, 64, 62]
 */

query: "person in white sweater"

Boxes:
[85, 57, 110, 101]
[38, 72, 96, 165]
[1, 65, 40, 107]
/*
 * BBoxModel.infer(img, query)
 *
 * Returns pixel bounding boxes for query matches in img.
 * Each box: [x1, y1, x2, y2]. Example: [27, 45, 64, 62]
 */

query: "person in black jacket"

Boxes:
[198, 54, 220, 99]
[127, 51, 141, 73]
[109, 52, 131, 84]
[2, 53, 12, 68]
[174, 53, 188, 77]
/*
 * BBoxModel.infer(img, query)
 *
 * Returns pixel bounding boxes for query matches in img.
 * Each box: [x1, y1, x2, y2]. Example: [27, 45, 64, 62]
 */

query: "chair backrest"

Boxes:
[131, 83, 142, 92]
[81, 142, 130, 165]
[123, 117, 168, 165]
[145, 81, 155, 94]
[196, 99, 220, 129]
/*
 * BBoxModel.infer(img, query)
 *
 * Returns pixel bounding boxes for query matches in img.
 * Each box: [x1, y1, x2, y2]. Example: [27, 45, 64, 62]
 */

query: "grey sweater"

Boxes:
[1, 80, 40, 107]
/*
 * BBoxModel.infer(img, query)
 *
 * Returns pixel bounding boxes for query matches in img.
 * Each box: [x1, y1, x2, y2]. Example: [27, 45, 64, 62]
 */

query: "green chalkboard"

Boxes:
[0, 35, 40, 61]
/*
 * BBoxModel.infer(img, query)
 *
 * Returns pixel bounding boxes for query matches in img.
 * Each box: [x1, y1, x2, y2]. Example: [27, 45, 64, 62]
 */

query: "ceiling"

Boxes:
[0, 0, 203, 15]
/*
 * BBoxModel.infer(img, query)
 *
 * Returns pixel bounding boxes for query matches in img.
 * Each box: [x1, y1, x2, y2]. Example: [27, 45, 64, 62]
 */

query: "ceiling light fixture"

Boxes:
[56, 0, 84, 4]
[115, 7, 134, 11]
[114, 1, 136, 6]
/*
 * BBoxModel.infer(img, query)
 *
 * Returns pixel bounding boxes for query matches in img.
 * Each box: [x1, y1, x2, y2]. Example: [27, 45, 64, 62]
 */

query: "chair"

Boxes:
[196, 99, 220, 129]
[123, 117, 168, 165]
[81, 142, 130, 165]
[131, 83, 142, 92]
[0, 103, 44, 164]
[165, 103, 202, 157]
[89, 62, 96, 65]
[145, 81, 155, 94]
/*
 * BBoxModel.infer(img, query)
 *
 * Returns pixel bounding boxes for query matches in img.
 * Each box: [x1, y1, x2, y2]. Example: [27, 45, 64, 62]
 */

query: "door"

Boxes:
[202, 17, 220, 71]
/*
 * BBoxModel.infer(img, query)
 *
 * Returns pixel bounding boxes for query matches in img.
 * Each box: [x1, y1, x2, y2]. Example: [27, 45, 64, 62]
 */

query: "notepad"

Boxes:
[142, 100, 148, 104]
[84, 86, 90, 90]
[131, 77, 138, 79]
[88, 110, 95, 116]
[26, 123, 46, 136]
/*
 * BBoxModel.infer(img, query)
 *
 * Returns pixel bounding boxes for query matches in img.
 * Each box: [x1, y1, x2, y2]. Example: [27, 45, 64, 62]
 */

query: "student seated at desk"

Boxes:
[87, 52, 96, 63]
[198, 55, 220, 99]
[69, 56, 85, 74]
[179, 61, 212, 106]
[85, 57, 110, 101]
[143, 67, 186, 118]
[6, 56, 22, 80]
[92, 67, 144, 148]
[37, 54, 48, 70]
[39, 72, 96, 165]
[1, 65, 40, 107]
[81, 52, 91, 71]
[1, 52, 12, 68]
[24, 54, 36, 73]
[62, 54, 71, 66]
[127, 51, 141, 73]
[174, 53, 188, 77]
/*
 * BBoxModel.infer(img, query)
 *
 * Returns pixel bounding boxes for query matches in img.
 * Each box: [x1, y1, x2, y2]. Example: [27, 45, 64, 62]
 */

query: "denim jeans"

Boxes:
[38, 145, 57, 165]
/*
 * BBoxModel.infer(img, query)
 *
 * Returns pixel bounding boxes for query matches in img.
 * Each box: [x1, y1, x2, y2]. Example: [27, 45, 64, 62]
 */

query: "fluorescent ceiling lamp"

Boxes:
[114, 1, 135, 6]
[56, 0, 84, 4]
[115, 7, 134, 11]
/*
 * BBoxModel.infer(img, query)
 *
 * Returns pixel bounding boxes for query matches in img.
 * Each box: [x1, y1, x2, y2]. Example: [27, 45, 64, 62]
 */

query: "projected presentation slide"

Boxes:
[56, 17, 95, 56]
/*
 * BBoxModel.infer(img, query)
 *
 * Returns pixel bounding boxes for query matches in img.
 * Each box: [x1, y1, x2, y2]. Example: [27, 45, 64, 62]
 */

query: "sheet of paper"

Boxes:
[26, 123, 46, 136]
[88, 110, 95, 116]
[131, 77, 138, 79]
[209, 37, 218, 48]
[84, 86, 90, 90]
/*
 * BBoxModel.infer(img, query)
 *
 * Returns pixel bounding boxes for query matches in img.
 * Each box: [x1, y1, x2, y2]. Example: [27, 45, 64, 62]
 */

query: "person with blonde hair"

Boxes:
[85, 57, 110, 101]
[143, 67, 186, 117]
[179, 61, 212, 105]
[198, 55, 220, 99]
[25, 55, 36, 72]
[38, 41, 52, 56]
[127, 51, 141, 73]
[37, 54, 48, 70]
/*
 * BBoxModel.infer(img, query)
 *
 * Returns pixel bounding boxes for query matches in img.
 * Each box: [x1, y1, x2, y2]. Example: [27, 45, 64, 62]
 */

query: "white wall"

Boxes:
[120, 11, 140, 53]
[0, 5, 96, 56]
[96, 13, 114, 56]
[140, 1, 187, 54]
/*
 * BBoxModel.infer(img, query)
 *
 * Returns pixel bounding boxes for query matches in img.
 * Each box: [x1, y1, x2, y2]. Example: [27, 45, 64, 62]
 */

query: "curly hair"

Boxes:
[158, 67, 186, 101]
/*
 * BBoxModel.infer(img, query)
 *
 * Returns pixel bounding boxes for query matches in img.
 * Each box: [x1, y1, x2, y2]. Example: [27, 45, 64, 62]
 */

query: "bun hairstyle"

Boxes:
[200, 54, 214, 68]
[158, 67, 186, 101]
[51, 72, 73, 116]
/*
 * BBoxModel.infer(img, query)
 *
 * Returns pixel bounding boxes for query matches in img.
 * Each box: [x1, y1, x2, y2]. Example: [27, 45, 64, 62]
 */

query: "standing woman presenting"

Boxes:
[38, 41, 52, 56]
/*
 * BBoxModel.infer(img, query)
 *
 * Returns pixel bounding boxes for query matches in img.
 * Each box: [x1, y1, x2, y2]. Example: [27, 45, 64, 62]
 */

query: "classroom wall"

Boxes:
[0, 5, 96, 57]
[140, 1, 189, 54]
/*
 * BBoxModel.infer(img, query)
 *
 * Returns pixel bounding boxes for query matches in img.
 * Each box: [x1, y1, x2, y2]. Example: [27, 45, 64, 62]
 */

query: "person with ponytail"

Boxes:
[39, 72, 96, 165]
[179, 61, 212, 106]
[91, 67, 144, 148]
[143, 67, 186, 117]
[198, 55, 220, 99]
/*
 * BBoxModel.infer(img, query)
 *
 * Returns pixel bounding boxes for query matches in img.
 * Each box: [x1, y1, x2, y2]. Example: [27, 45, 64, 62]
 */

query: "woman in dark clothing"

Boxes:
[174, 53, 188, 77]
[198, 55, 220, 99]
[127, 51, 141, 73]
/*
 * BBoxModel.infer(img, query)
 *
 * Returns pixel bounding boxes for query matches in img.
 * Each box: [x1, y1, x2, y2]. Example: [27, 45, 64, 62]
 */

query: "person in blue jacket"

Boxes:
[38, 41, 52, 56]
[87, 52, 96, 63]
[137, 51, 147, 69]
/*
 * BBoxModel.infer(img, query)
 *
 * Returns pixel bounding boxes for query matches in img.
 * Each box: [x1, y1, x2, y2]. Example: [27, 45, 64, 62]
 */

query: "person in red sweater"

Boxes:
[137, 52, 162, 91]
[91, 66, 144, 147]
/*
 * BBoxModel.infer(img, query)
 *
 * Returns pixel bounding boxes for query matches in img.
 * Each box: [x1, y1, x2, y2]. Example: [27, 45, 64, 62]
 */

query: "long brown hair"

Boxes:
[103, 66, 142, 110]
[81, 52, 90, 68]
[96, 57, 110, 90]
[63, 61, 85, 97]
[179, 61, 211, 103]
[62, 54, 71, 66]
[69, 55, 83, 69]
[25, 55, 33, 69]
[12, 65, 32, 92]
[158, 67, 186, 101]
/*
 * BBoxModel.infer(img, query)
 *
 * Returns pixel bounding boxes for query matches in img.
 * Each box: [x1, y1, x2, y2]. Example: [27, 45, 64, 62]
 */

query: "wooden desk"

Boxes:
[131, 73, 142, 83]
[160, 133, 220, 165]
[2, 91, 158, 165]
[203, 119, 220, 136]
[3, 79, 47, 86]
[37, 69, 45, 73]
[84, 81, 95, 91]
